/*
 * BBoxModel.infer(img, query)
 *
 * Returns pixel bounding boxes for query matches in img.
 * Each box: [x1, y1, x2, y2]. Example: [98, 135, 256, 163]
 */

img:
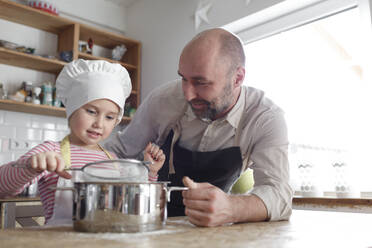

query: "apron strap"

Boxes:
[60, 136, 71, 169]
[169, 124, 180, 174]
[169, 102, 189, 175]
[98, 144, 114, 160]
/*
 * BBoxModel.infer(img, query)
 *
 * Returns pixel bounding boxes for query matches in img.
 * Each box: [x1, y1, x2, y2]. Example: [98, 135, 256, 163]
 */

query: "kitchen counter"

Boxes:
[1, 210, 371, 248]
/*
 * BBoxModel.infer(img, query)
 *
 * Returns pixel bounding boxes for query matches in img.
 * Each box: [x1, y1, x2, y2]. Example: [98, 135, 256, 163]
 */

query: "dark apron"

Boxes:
[158, 130, 243, 217]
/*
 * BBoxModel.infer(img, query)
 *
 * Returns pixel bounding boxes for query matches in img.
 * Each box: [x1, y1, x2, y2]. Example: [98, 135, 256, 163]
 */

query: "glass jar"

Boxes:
[41, 83, 53, 106]
[0, 82, 6, 99]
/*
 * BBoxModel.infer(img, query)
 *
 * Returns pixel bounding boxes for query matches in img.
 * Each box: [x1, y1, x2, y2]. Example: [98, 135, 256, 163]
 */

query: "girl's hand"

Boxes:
[144, 142, 166, 178]
[30, 151, 72, 179]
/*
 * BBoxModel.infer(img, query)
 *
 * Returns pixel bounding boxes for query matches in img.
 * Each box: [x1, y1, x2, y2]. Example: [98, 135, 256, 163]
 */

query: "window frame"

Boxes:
[224, 0, 372, 81]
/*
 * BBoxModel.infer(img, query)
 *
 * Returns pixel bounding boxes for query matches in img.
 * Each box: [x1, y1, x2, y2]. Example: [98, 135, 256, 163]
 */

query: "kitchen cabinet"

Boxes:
[0, 0, 141, 123]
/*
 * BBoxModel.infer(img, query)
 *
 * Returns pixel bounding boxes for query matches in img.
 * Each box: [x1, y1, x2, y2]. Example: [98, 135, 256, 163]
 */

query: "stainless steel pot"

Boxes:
[70, 181, 186, 233]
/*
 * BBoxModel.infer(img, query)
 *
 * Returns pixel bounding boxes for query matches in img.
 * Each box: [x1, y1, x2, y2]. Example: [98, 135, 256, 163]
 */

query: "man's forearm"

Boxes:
[230, 194, 268, 223]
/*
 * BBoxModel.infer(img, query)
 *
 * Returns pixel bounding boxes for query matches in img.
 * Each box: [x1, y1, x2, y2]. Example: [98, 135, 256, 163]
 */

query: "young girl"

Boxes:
[0, 59, 165, 225]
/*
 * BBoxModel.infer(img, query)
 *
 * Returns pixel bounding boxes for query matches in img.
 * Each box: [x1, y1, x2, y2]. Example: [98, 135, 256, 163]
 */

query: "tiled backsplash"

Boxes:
[0, 110, 70, 164]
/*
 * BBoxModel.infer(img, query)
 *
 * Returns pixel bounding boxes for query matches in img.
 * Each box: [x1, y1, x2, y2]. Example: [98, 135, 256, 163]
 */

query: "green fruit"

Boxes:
[231, 169, 254, 194]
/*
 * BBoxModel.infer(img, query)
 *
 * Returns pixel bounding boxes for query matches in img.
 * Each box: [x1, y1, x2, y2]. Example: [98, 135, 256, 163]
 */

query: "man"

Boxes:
[107, 28, 293, 227]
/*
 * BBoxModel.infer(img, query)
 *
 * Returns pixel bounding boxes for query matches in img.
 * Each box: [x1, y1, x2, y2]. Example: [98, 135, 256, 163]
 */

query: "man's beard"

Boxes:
[189, 82, 233, 121]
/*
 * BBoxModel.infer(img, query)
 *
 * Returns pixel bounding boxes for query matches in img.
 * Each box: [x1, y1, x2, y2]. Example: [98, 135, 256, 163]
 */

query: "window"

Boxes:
[233, 0, 372, 197]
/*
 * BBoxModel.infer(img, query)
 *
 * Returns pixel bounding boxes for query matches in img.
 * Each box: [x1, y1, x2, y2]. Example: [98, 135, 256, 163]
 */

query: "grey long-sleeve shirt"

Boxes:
[106, 80, 293, 221]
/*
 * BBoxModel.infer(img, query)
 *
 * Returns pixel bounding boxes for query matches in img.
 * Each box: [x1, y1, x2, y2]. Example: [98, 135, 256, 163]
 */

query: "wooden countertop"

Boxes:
[1, 210, 371, 248]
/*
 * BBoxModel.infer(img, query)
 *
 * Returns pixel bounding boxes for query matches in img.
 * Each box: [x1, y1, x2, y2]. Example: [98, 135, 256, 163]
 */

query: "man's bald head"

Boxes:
[182, 28, 245, 74]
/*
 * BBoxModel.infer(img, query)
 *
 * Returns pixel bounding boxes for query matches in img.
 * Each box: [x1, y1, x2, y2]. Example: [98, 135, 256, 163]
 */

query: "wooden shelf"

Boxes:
[78, 52, 136, 71]
[0, 0, 141, 123]
[0, 48, 66, 74]
[0, 0, 74, 34]
[0, 99, 135, 123]
[293, 197, 372, 206]
[0, 100, 66, 117]
[79, 24, 139, 49]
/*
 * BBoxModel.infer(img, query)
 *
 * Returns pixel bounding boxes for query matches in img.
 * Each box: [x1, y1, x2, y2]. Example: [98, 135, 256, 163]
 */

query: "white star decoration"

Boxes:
[194, 2, 212, 30]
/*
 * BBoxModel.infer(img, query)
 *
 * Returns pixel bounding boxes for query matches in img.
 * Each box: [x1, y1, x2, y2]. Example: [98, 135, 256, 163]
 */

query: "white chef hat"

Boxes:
[56, 59, 132, 124]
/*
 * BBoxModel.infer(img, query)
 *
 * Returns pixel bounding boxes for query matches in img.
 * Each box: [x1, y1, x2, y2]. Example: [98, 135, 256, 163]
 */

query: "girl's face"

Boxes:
[68, 99, 120, 150]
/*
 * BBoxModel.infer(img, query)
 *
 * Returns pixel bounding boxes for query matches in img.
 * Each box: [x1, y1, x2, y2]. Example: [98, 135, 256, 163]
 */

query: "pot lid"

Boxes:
[72, 159, 150, 182]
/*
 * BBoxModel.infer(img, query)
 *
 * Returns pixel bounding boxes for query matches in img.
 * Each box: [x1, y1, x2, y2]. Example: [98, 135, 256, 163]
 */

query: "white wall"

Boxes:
[0, 110, 69, 163]
[125, 0, 285, 100]
[46, 0, 127, 35]
[13, 0, 127, 34]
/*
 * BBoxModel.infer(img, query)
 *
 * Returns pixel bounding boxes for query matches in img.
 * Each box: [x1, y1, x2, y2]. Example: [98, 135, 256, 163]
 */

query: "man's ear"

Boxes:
[234, 66, 245, 88]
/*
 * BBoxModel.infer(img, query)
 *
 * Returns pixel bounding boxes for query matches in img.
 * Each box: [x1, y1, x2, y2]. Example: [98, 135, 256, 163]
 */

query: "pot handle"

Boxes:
[164, 186, 188, 202]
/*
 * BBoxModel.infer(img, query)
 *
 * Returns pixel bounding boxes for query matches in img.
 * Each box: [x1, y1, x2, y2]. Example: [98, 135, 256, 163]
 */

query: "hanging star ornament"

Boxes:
[194, 2, 212, 30]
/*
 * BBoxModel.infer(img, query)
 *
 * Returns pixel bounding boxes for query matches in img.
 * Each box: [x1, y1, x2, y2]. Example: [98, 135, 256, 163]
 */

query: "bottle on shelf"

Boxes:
[41, 82, 53, 106]
[32, 86, 41, 105]
[22, 81, 33, 103]
[0, 82, 6, 99]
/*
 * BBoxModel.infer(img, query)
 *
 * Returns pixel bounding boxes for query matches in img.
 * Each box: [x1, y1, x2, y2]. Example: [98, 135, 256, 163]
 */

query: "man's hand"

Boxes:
[182, 176, 235, 227]
[182, 176, 268, 226]
[30, 151, 71, 179]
